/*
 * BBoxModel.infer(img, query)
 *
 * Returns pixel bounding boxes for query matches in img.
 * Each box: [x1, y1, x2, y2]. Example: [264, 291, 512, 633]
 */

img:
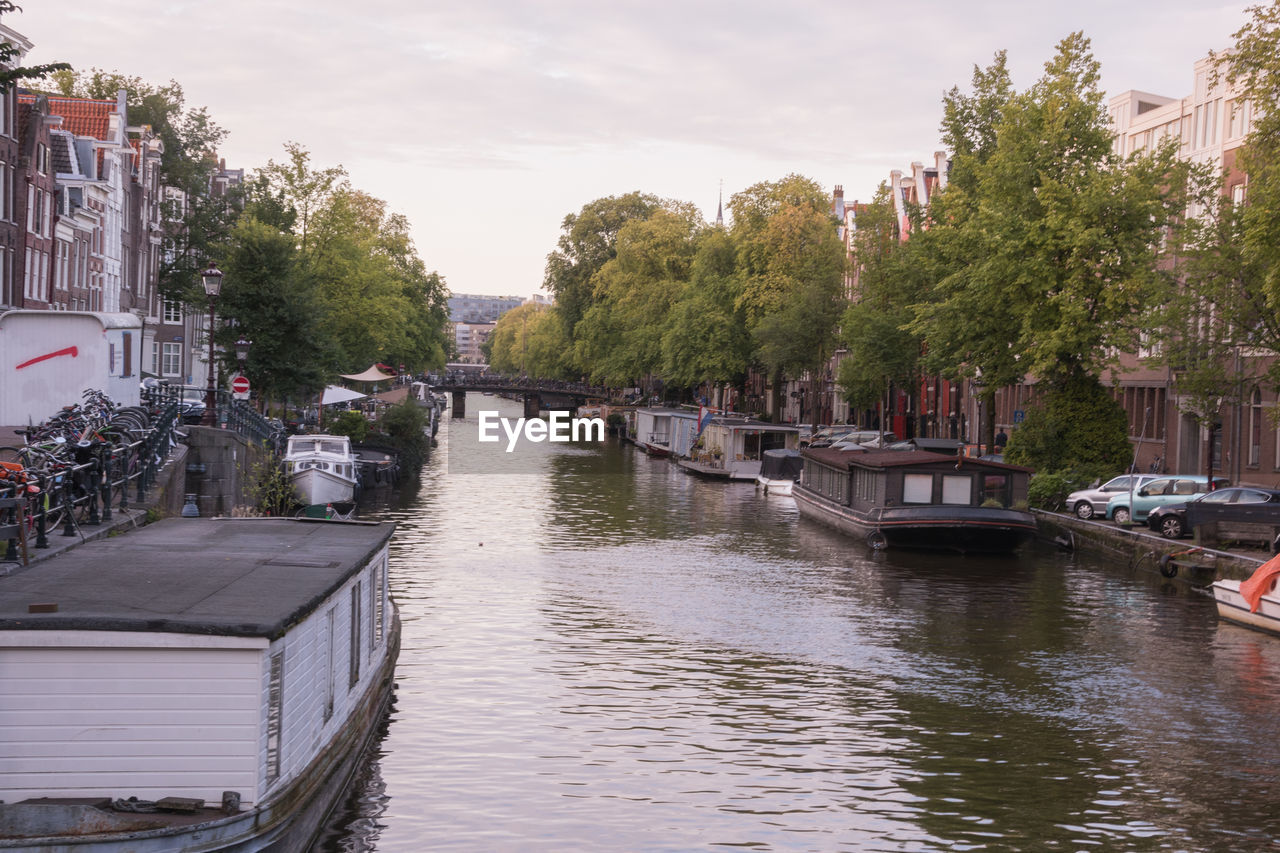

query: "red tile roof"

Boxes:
[19, 93, 118, 140]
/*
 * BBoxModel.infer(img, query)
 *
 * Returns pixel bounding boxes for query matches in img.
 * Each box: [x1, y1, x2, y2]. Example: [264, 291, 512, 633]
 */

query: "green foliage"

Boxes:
[573, 209, 698, 385]
[543, 192, 665, 342]
[1003, 372, 1131, 480]
[909, 34, 1188, 409]
[488, 303, 572, 379]
[246, 458, 299, 517]
[836, 185, 924, 411]
[1026, 471, 1086, 512]
[328, 410, 370, 443]
[372, 399, 431, 473]
[218, 216, 332, 401]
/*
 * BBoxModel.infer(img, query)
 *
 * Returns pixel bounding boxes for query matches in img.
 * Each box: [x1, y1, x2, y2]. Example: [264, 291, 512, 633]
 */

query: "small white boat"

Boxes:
[286, 434, 360, 506]
[1212, 556, 1280, 635]
[756, 448, 803, 495]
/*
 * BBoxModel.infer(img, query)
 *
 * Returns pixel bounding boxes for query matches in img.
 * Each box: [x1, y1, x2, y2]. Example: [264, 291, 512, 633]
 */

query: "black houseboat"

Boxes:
[793, 447, 1037, 553]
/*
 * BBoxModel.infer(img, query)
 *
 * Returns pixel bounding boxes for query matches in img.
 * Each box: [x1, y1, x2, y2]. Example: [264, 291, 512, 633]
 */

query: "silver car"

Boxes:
[1066, 474, 1161, 520]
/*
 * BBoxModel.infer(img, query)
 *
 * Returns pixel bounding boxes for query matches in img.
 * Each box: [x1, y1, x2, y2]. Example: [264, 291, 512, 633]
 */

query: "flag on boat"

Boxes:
[696, 406, 717, 437]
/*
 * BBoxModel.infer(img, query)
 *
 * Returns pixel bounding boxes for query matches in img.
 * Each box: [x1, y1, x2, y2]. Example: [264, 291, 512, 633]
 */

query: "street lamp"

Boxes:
[234, 336, 251, 368]
[200, 262, 223, 426]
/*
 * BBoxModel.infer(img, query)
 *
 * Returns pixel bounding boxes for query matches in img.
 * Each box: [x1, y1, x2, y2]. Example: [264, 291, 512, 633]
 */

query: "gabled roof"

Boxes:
[21, 93, 118, 140]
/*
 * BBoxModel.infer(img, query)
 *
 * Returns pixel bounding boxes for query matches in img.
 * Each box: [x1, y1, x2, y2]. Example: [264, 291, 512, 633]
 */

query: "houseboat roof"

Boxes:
[709, 418, 798, 430]
[0, 517, 395, 639]
[803, 447, 1032, 473]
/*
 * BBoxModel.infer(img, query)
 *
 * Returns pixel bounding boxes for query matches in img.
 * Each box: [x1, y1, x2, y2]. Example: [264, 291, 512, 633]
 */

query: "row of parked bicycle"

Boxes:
[0, 389, 182, 555]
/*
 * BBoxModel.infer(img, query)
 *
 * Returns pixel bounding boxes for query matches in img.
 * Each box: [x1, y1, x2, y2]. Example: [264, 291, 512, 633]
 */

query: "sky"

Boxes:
[14, 1, 1253, 298]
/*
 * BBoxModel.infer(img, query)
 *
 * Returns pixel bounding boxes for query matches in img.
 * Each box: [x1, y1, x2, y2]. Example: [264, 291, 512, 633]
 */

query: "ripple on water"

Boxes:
[319, 411, 1280, 852]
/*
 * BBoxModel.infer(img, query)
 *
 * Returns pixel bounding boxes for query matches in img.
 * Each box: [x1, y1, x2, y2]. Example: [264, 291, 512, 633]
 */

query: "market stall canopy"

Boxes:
[322, 385, 367, 405]
[340, 365, 397, 382]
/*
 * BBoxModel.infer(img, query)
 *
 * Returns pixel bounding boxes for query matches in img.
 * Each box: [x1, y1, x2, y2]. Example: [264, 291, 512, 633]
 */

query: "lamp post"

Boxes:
[200, 262, 223, 426]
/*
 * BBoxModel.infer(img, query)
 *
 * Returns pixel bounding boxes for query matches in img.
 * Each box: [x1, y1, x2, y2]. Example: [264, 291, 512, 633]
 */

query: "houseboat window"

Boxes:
[368, 564, 378, 654]
[942, 474, 972, 505]
[982, 474, 1012, 507]
[374, 557, 386, 646]
[324, 607, 336, 723]
[761, 431, 788, 452]
[349, 581, 363, 689]
[266, 651, 285, 784]
[854, 469, 875, 502]
[903, 474, 933, 504]
[320, 440, 346, 454]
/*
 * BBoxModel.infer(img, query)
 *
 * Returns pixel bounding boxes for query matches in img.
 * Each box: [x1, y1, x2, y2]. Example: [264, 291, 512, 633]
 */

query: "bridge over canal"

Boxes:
[429, 375, 611, 418]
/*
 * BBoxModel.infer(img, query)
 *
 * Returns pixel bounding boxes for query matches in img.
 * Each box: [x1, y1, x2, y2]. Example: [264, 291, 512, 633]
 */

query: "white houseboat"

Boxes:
[634, 408, 677, 457]
[0, 516, 399, 852]
[678, 418, 800, 480]
[286, 434, 360, 507]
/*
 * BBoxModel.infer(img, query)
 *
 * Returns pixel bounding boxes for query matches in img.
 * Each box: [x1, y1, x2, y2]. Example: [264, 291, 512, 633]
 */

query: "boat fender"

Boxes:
[867, 531, 887, 551]
[1158, 554, 1179, 578]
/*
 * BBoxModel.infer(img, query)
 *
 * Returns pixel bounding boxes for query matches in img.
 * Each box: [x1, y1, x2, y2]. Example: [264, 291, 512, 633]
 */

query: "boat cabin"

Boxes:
[795, 448, 1035, 552]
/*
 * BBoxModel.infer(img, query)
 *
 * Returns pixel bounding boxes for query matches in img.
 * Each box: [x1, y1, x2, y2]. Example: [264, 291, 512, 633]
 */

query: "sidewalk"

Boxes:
[0, 430, 187, 573]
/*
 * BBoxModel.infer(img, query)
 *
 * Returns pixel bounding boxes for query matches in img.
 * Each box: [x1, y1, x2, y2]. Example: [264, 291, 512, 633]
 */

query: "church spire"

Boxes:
[715, 179, 724, 227]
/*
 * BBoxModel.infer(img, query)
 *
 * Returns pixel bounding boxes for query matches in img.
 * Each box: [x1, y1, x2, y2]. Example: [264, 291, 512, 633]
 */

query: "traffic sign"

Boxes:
[231, 374, 250, 398]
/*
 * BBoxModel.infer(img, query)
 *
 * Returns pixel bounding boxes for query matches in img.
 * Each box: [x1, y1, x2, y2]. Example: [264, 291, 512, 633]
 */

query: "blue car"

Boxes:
[1105, 475, 1230, 526]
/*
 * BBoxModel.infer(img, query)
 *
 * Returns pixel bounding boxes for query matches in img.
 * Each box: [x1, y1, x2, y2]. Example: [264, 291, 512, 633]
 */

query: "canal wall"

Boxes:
[1034, 510, 1266, 583]
[182, 426, 273, 518]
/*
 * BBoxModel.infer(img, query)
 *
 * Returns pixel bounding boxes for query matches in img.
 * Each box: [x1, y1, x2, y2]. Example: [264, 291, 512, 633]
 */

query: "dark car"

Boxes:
[1146, 486, 1280, 539]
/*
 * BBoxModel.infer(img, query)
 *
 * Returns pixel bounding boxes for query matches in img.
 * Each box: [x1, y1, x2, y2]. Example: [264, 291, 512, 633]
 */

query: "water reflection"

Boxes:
[319, 395, 1280, 851]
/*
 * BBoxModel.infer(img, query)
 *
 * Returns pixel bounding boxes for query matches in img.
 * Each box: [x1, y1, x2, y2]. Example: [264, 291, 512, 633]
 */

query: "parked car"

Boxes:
[1105, 475, 1231, 526]
[1146, 486, 1280, 539]
[175, 386, 207, 424]
[1066, 474, 1162, 520]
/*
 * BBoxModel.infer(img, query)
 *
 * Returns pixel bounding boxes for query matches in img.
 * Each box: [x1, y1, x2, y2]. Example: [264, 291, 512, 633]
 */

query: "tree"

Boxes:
[730, 175, 846, 424]
[836, 185, 924, 416]
[910, 34, 1189, 453]
[661, 227, 753, 392]
[216, 216, 332, 404]
[0, 3, 69, 92]
[543, 191, 664, 350]
[572, 208, 698, 386]
[488, 303, 573, 379]
[1216, 3, 1280, 312]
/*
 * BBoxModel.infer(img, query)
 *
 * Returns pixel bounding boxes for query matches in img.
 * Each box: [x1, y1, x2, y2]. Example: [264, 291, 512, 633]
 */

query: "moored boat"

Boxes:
[1212, 556, 1280, 635]
[678, 418, 800, 480]
[286, 433, 360, 506]
[756, 448, 803, 495]
[793, 447, 1036, 552]
[0, 516, 399, 852]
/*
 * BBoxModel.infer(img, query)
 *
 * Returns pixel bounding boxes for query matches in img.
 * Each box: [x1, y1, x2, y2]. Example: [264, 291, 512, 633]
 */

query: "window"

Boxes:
[982, 474, 1012, 507]
[942, 474, 971, 505]
[349, 581, 362, 689]
[162, 298, 182, 323]
[265, 651, 284, 784]
[903, 473, 933, 504]
[161, 341, 181, 377]
[324, 607, 336, 723]
[374, 557, 386, 647]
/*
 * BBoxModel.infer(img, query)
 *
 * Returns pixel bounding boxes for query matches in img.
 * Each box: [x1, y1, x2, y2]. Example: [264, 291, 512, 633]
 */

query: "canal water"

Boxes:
[319, 394, 1280, 852]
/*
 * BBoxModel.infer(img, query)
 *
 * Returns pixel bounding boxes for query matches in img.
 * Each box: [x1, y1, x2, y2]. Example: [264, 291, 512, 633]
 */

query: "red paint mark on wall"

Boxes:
[15, 346, 79, 370]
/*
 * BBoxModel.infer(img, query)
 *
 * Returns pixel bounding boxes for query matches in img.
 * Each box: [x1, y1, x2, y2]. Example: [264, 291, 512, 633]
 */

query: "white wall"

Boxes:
[0, 633, 264, 804]
[0, 310, 142, 424]
[262, 547, 392, 802]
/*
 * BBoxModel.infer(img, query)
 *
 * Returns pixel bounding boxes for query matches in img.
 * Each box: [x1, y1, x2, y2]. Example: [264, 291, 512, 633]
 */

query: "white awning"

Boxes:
[340, 365, 397, 382]
[322, 385, 367, 405]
